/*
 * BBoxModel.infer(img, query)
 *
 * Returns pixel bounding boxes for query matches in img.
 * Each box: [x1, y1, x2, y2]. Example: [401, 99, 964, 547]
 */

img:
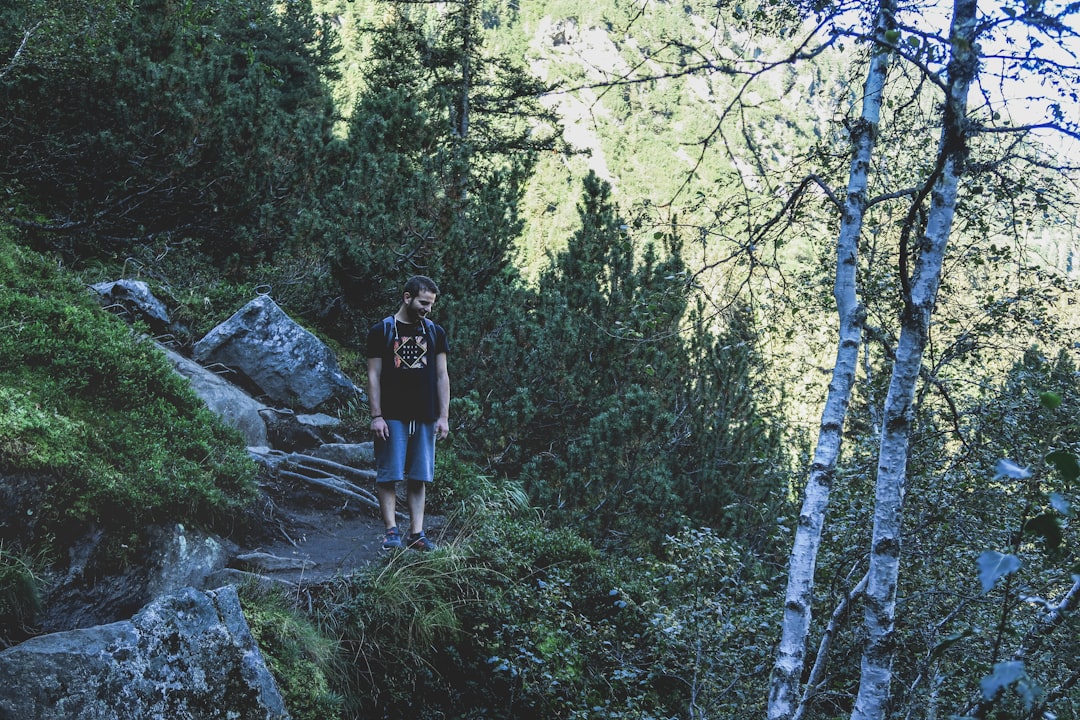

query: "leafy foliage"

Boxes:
[327, 0, 558, 327]
[794, 347, 1080, 719]
[315, 482, 779, 719]
[1, 0, 1078, 717]
[240, 584, 345, 720]
[463, 173, 791, 551]
[465, 174, 690, 547]
[675, 300, 791, 551]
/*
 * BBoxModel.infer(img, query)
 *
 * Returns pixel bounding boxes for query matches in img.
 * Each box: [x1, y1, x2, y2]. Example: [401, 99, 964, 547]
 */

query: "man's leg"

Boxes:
[377, 482, 399, 530]
[406, 479, 426, 535]
[403, 423, 436, 549]
[375, 420, 409, 548]
[376, 482, 404, 549]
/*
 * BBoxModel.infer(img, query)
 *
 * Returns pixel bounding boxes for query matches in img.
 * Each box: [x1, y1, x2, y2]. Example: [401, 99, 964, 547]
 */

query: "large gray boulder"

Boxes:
[193, 295, 360, 412]
[260, 408, 345, 452]
[0, 586, 289, 720]
[39, 524, 237, 636]
[164, 345, 270, 447]
[145, 524, 237, 601]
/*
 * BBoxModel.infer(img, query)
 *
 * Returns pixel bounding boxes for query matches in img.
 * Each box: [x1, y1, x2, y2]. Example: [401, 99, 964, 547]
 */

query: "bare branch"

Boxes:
[958, 576, 1080, 718]
[975, 121, 1080, 143]
[0, 23, 39, 81]
[795, 572, 869, 720]
[1012, 575, 1080, 663]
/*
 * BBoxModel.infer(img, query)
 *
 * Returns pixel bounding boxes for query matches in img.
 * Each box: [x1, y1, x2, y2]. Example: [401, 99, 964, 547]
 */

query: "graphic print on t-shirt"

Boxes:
[394, 334, 428, 369]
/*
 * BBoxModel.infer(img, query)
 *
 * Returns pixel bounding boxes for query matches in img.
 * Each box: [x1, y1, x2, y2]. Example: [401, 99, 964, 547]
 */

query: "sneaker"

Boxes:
[381, 526, 403, 550]
[406, 531, 437, 552]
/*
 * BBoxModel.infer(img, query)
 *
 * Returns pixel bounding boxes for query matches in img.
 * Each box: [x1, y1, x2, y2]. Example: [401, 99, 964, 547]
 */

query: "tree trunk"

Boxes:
[766, 6, 895, 719]
[850, 0, 979, 717]
[457, 0, 471, 140]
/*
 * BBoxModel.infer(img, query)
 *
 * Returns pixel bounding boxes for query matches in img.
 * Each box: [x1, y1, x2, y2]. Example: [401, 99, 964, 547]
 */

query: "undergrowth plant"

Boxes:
[0, 238, 256, 541]
[0, 543, 42, 648]
[297, 462, 780, 719]
[239, 582, 345, 720]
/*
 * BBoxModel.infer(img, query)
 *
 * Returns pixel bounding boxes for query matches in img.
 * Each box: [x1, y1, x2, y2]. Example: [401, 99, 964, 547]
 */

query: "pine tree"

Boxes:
[329, 1, 557, 320]
[0, 0, 341, 263]
[486, 173, 691, 547]
[676, 300, 788, 550]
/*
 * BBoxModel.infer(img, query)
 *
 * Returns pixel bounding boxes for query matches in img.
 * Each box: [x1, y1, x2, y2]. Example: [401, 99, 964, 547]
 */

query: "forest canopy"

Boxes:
[2, 0, 1080, 717]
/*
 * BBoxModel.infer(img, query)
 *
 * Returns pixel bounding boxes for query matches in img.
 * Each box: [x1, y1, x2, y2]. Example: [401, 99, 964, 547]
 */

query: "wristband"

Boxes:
[371, 415, 382, 420]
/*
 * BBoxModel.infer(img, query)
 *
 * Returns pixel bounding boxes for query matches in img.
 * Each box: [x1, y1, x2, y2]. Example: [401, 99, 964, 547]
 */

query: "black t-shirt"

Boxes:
[366, 317, 449, 422]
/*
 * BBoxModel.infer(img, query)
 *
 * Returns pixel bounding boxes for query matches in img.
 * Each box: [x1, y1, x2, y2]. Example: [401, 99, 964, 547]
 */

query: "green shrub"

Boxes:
[314, 504, 685, 719]
[0, 0, 341, 264]
[0, 236, 256, 540]
[305, 496, 781, 719]
[239, 584, 344, 720]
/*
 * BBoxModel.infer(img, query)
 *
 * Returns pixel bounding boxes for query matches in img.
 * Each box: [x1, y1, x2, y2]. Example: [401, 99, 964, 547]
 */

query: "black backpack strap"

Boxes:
[383, 316, 395, 347]
[384, 315, 435, 346]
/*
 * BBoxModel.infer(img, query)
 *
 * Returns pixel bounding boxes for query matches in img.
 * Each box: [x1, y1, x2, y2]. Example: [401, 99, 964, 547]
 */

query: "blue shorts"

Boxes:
[375, 419, 436, 484]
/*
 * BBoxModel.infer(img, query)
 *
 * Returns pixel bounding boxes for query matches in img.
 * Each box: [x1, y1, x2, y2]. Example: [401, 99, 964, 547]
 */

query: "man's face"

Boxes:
[404, 290, 437, 322]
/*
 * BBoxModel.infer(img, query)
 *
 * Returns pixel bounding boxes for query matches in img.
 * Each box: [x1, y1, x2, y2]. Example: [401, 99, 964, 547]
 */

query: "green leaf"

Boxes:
[1049, 492, 1072, 517]
[884, 29, 901, 43]
[980, 661, 1026, 701]
[1024, 513, 1063, 549]
[929, 628, 972, 659]
[1046, 450, 1080, 483]
[1039, 391, 1062, 409]
[977, 551, 1021, 593]
[994, 459, 1030, 480]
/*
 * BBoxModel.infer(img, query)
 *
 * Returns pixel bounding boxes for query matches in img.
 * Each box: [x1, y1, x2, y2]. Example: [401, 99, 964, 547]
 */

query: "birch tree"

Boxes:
[850, 0, 980, 715]
[0, 22, 35, 81]
[766, 0, 1080, 713]
[767, 3, 896, 717]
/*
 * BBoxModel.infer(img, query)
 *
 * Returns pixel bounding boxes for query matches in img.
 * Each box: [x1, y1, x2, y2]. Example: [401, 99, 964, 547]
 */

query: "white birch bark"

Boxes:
[850, 0, 980, 717]
[766, 8, 895, 719]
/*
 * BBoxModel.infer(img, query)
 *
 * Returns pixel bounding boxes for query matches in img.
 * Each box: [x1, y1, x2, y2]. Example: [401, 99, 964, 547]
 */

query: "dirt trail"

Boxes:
[234, 472, 445, 586]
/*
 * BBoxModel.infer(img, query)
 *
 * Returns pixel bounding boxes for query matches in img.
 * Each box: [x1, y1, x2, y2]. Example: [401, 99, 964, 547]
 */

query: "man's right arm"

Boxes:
[367, 357, 388, 440]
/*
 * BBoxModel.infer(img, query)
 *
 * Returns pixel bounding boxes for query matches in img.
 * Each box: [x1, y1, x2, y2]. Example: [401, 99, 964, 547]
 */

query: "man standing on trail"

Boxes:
[366, 275, 450, 551]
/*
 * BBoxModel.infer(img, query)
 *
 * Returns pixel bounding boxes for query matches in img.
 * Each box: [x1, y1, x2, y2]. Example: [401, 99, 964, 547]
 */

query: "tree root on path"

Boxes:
[248, 448, 380, 512]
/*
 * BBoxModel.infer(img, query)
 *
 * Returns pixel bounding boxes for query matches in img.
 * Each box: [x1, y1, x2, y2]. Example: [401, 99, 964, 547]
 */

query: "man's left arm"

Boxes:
[435, 351, 450, 440]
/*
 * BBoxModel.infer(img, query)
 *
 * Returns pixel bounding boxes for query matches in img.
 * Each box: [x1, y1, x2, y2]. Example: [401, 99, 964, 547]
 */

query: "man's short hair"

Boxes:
[404, 275, 440, 297]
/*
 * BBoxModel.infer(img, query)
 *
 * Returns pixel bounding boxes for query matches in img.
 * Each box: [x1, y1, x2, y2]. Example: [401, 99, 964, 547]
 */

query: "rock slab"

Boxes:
[164, 345, 270, 447]
[0, 586, 289, 720]
[193, 295, 359, 412]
